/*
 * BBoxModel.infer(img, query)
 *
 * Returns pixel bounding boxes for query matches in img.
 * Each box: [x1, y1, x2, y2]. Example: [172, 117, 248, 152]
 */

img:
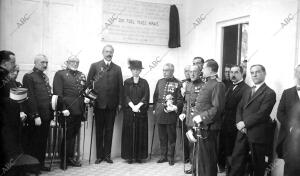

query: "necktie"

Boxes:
[251, 86, 256, 97]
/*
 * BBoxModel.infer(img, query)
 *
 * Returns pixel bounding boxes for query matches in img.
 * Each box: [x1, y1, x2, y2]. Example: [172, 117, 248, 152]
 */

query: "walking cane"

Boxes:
[132, 112, 136, 160]
[181, 120, 187, 173]
[89, 107, 95, 164]
[62, 115, 67, 170]
[149, 122, 156, 160]
[82, 105, 88, 161]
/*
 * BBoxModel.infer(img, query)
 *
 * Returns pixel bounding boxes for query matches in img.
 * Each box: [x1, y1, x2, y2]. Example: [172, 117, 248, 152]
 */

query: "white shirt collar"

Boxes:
[233, 79, 243, 85]
[254, 82, 264, 91]
[104, 60, 111, 65]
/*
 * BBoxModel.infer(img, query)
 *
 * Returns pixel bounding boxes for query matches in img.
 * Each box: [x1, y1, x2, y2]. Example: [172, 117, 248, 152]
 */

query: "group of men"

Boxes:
[0, 44, 299, 176]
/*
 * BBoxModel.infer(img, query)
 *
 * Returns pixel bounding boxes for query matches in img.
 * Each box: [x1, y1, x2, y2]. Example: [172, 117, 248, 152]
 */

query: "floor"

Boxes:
[41, 157, 226, 176]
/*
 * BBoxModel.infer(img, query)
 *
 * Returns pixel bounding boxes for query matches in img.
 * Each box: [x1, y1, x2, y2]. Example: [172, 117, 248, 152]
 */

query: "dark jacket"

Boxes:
[182, 79, 204, 127]
[236, 83, 276, 144]
[222, 81, 250, 132]
[22, 68, 52, 121]
[276, 86, 300, 158]
[193, 77, 226, 130]
[0, 67, 23, 162]
[53, 69, 86, 116]
[153, 77, 183, 124]
[87, 60, 123, 109]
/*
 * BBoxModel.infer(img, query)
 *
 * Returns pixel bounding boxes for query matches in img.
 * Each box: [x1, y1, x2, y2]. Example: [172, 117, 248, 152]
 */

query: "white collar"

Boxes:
[233, 79, 243, 85]
[254, 82, 265, 91]
[104, 60, 111, 65]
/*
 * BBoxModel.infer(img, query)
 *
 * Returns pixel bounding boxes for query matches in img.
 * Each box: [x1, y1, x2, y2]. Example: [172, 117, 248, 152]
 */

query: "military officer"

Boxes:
[179, 65, 204, 174]
[192, 59, 226, 176]
[153, 63, 183, 166]
[53, 56, 86, 169]
[22, 54, 59, 171]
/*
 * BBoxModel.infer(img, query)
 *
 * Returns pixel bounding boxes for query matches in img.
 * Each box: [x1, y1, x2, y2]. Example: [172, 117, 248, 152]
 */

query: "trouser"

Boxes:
[183, 122, 191, 162]
[218, 127, 226, 169]
[95, 108, 116, 159]
[23, 119, 50, 167]
[196, 130, 219, 176]
[158, 123, 176, 160]
[229, 132, 267, 176]
[60, 115, 81, 161]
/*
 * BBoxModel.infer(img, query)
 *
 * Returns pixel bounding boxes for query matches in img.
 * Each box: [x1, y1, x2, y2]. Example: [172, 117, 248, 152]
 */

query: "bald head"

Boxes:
[34, 54, 48, 71]
[102, 45, 114, 62]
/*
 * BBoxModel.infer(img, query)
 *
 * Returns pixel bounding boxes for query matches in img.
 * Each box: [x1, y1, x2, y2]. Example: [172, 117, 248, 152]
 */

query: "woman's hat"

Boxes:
[128, 59, 144, 69]
[10, 87, 28, 103]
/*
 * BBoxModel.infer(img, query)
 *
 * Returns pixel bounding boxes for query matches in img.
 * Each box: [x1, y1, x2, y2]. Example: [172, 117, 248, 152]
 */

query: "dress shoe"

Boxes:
[157, 158, 168, 163]
[40, 166, 51, 172]
[135, 159, 142, 163]
[168, 160, 174, 166]
[95, 158, 103, 164]
[127, 159, 133, 164]
[67, 158, 82, 167]
[60, 163, 68, 170]
[184, 159, 190, 163]
[104, 158, 113, 163]
[185, 169, 193, 174]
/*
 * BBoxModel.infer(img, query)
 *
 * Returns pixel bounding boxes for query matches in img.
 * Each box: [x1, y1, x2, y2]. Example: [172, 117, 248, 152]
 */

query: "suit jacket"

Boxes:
[222, 81, 250, 133]
[87, 60, 123, 109]
[193, 77, 226, 130]
[53, 69, 86, 116]
[276, 86, 300, 158]
[153, 77, 183, 124]
[22, 68, 52, 121]
[236, 83, 276, 144]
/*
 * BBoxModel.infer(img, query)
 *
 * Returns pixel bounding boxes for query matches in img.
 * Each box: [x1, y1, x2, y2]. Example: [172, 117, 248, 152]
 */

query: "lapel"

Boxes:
[226, 81, 243, 100]
[245, 83, 267, 108]
[290, 86, 300, 103]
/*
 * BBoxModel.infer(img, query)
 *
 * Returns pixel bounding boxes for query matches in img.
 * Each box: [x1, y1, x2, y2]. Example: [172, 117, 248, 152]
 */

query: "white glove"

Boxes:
[84, 97, 90, 104]
[179, 114, 186, 121]
[50, 120, 56, 127]
[20, 112, 27, 121]
[62, 110, 70, 116]
[132, 105, 140, 113]
[193, 115, 202, 124]
[35, 117, 42, 126]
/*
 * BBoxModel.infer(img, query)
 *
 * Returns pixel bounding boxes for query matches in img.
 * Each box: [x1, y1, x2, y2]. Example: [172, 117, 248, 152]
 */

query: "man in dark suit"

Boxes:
[276, 65, 300, 175]
[229, 64, 276, 176]
[53, 56, 86, 169]
[153, 63, 183, 166]
[191, 59, 226, 176]
[87, 45, 123, 164]
[220, 65, 250, 174]
[0, 50, 17, 169]
[23, 54, 61, 171]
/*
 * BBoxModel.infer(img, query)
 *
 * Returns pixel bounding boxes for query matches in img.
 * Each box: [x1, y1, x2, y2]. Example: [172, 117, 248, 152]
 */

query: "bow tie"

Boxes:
[296, 86, 300, 91]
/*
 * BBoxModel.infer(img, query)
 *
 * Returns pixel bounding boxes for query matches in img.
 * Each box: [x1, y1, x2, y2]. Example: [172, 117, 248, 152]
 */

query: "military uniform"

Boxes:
[22, 67, 52, 167]
[53, 69, 86, 165]
[192, 76, 225, 176]
[153, 77, 183, 162]
[182, 79, 204, 162]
